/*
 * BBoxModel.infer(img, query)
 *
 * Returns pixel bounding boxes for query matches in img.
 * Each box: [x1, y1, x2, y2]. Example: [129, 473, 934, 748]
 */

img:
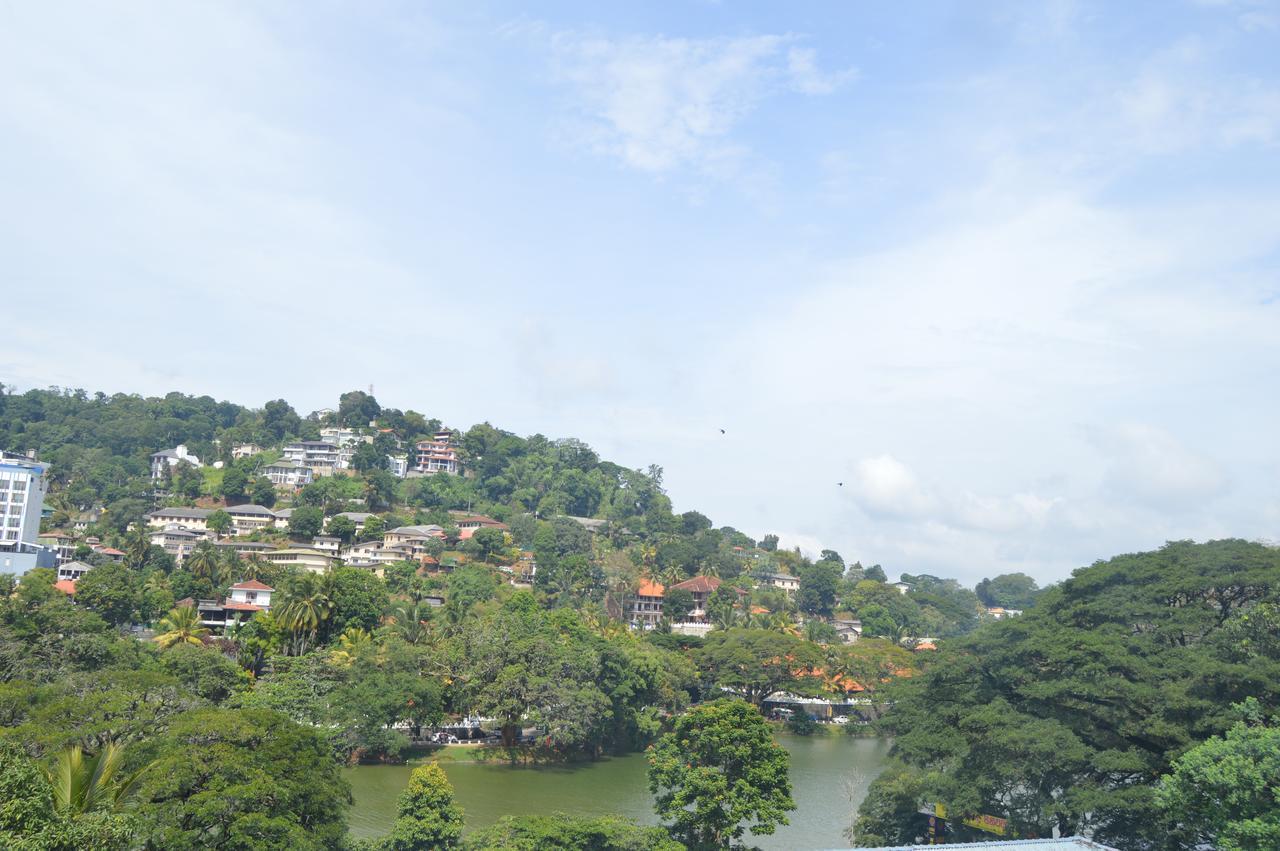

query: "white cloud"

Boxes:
[849, 455, 937, 519]
[550, 32, 850, 173]
[1091, 424, 1230, 508]
[786, 47, 858, 95]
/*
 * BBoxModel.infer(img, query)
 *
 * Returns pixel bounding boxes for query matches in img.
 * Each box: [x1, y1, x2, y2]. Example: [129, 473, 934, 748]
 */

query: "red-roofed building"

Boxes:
[669, 575, 745, 624]
[54, 579, 77, 595]
[178, 580, 274, 632]
[630, 578, 665, 628]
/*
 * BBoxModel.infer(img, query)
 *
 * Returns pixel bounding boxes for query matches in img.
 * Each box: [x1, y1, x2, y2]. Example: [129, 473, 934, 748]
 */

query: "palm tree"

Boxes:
[123, 523, 151, 570]
[389, 602, 430, 645]
[185, 541, 219, 581]
[45, 742, 149, 815]
[278, 574, 334, 654]
[153, 605, 210, 648]
[46, 491, 76, 530]
[329, 627, 373, 666]
[660, 565, 683, 589]
[700, 563, 720, 579]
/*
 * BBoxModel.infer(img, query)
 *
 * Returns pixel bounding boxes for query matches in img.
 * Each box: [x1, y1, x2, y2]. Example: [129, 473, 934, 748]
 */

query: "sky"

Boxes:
[2, 1, 1279, 586]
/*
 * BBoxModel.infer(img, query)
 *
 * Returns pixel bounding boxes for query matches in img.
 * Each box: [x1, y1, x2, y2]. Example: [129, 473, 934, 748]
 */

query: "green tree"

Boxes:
[153, 605, 210, 648]
[251, 476, 277, 508]
[338, 390, 381, 427]
[696, 628, 821, 705]
[1156, 705, 1280, 851]
[350, 442, 384, 473]
[662, 587, 695, 622]
[647, 698, 794, 849]
[462, 813, 682, 851]
[157, 643, 250, 703]
[326, 514, 357, 544]
[220, 467, 248, 502]
[974, 572, 1042, 609]
[861, 539, 1280, 848]
[262, 399, 301, 441]
[360, 515, 386, 542]
[327, 566, 390, 634]
[797, 558, 841, 617]
[384, 762, 463, 850]
[74, 562, 139, 626]
[759, 534, 779, 552]
[184, 541, 220, 583]
[288, 506, 324, 540]
[133, 707, 351, 850]
[206, 509, 232, 537]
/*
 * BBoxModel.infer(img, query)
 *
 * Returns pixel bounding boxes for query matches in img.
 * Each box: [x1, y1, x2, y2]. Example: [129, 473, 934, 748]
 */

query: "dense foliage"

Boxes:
[647, 698, 795, 849]
[854, 539, 1280, 849]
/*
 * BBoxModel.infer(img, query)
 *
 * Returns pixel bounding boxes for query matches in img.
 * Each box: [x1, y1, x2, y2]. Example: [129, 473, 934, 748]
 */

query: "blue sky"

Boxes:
[3, 1, 1278, 584]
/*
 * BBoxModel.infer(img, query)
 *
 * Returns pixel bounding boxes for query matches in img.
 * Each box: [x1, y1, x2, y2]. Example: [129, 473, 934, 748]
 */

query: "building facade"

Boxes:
[0, 451, 55, 574]
[414, 430, 460, 475]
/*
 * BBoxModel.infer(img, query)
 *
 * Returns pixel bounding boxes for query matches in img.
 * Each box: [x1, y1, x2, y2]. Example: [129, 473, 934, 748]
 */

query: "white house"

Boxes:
[56, 560, 94, 582]
[150, 445, 203, 480]
[228, 579, 273, 609]
[261, 459, 313, 489]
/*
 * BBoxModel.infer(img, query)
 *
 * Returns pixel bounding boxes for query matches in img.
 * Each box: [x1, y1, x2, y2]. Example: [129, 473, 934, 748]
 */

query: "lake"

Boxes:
[347, 734, 891, 850]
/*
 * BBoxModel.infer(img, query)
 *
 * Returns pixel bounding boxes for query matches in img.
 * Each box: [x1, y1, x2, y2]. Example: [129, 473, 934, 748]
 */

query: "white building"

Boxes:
[387, 455, 409, 478]
[230, 443, 263, 459]
[56, 560, 94, 582]
[150, 445, 203, 480]
[414, 430, 460, 475]
[281, 441, 342, 475]
[261, 459, 313, 489]
[0, 451, 55, 574]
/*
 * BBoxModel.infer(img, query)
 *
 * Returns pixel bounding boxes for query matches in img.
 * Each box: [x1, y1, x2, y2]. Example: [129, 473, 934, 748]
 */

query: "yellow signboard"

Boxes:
[962, 813, 1008, 835]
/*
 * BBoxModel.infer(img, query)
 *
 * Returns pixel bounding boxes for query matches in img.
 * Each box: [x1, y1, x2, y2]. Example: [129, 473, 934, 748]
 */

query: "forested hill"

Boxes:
[0, 384, 1037, 635]
[0, 386, 678, 541]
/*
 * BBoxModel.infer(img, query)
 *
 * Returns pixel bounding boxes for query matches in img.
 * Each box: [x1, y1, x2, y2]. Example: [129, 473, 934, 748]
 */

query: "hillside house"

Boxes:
[413, 430, 459, 475]
[150, 445, 202, 480]
[223, 504, 279, 535]
[150, 525, 204, 561]
[281, 441, 342, 476]
[261, 458, 313, 489]
[261, 547, 333, 574]
[56, 560, 94, 582]
[630, 578, 665, 628]
[146, 506, 211, 532]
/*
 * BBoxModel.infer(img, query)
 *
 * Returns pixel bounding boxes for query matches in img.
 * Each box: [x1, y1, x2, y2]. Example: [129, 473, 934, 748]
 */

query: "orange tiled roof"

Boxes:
[54, 579, 77, 595]
[636, 579, 665, 597]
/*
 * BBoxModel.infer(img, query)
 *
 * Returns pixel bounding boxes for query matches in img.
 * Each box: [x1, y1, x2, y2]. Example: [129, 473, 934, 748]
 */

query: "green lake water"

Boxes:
[347, 734, 891, 850]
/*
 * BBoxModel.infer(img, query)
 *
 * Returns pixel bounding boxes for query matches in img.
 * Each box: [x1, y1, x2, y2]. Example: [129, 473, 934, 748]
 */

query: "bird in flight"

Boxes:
[837, 482, 843, 486]
[719, 428, 726, 434]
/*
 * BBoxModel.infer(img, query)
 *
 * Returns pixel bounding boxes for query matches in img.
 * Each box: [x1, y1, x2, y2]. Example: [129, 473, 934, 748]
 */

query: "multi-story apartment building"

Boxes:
[414, 430, 460, 475]
[260, 458, 313, 488]
[281, 441, 342, 476]
[630, 579, 665, 629]
[0, 450, 55, 574]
